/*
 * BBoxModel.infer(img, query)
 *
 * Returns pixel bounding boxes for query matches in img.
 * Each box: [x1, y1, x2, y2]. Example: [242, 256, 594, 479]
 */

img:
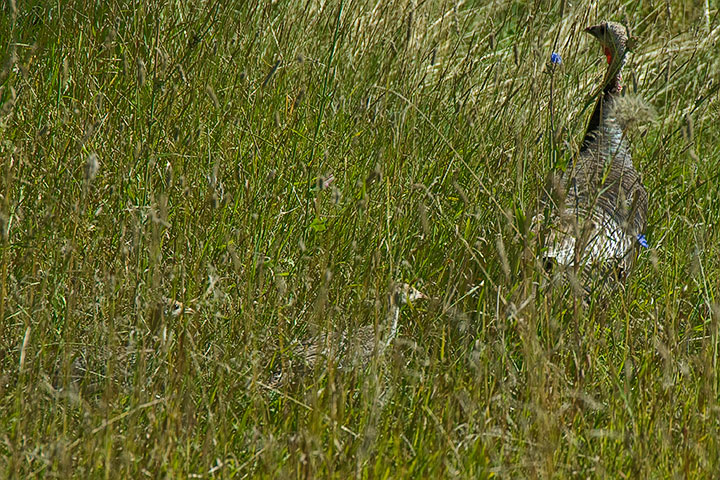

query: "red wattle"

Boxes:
[604, 46, 612, 64]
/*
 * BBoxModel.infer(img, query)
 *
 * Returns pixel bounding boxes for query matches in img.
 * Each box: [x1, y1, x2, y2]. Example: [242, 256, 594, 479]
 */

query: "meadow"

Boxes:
[1, 0, 720, 477]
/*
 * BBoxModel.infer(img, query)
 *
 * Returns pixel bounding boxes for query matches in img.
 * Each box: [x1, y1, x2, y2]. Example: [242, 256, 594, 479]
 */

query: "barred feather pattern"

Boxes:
[543, 96, 648, 270]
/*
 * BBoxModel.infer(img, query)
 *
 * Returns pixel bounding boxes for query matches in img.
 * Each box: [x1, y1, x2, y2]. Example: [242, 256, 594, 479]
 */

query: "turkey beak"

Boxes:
[407, 287, 427, 303]
[585, 25, 602, 39]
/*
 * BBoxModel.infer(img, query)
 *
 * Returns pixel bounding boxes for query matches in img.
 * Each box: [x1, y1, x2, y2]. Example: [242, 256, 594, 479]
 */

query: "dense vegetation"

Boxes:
[1, 0, 719, 477]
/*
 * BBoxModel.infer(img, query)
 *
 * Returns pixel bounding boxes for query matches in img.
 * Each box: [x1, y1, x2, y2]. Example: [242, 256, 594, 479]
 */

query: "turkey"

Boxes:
[536, 21, 648, 288]
[266, 283, 426, 388]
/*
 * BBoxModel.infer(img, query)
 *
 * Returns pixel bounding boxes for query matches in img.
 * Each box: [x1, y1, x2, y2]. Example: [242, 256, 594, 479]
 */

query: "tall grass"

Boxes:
[1, 0, 719, 477]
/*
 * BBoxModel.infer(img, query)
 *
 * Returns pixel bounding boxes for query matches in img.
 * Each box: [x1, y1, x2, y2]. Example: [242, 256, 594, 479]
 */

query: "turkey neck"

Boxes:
[580, 55, 625, 153]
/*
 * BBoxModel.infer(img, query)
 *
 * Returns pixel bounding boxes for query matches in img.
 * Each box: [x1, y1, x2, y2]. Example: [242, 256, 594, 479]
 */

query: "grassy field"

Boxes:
[2, 0, 720, 477]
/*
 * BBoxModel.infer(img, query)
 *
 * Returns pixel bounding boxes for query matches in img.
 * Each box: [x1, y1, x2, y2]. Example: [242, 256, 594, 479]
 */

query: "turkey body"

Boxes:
[539, 21, 648, 282]
[267, 283, 425, 388]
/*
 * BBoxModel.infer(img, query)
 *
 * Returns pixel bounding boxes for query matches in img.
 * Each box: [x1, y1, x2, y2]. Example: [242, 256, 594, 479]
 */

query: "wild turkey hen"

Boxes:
[267, 283, 426, 388]
[537, 21, 648, 287]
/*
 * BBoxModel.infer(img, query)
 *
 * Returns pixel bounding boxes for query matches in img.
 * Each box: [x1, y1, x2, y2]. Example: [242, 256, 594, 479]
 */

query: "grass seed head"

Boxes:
[611, 94, 657, 131]
[136, 57, 146, 87]
[84, 152, 100, 183]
